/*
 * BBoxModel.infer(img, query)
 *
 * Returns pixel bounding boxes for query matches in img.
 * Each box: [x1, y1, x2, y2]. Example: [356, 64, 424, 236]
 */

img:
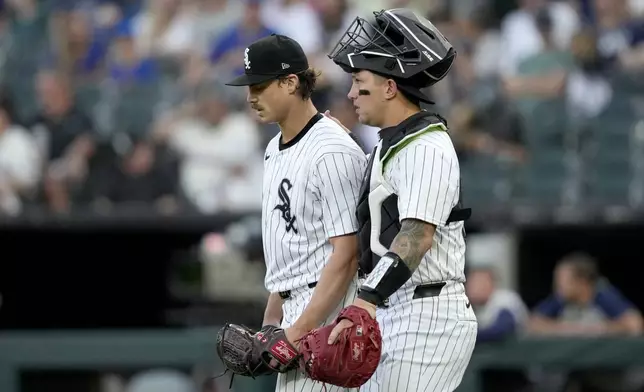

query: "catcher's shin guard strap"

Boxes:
[358, 252, 412, 306]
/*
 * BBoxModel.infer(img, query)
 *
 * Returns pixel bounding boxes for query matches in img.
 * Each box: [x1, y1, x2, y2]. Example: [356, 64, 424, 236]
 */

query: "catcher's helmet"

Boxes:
[328, 9, 455, 87]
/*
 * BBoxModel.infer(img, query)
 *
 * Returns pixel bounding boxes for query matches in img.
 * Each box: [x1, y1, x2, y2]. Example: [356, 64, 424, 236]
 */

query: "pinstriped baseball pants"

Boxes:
[360, 281, 478, 392]
[275, 278, 360, 392]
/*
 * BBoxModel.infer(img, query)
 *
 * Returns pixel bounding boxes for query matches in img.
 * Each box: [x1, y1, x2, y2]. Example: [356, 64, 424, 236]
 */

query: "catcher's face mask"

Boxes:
[328, 9, 456, 87]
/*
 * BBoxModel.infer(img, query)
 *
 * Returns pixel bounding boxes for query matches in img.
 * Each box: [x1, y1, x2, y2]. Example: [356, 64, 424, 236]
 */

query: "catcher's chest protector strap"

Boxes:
[356, 111, 471, 275]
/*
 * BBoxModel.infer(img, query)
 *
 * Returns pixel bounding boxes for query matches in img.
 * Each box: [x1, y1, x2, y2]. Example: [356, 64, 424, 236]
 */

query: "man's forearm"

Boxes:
[263, 292, 284, 327]
[389, 218, 434, 273]
[528, 316, 565, 335]
[356, 219, 435, 306]
[293, 251, 358, 332]
[529, 317, 592, 335]
[602, 313, 643, 335]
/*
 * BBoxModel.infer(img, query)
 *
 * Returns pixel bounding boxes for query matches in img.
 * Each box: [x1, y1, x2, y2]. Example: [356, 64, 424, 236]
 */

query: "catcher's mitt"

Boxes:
[298, 305, 382, 388]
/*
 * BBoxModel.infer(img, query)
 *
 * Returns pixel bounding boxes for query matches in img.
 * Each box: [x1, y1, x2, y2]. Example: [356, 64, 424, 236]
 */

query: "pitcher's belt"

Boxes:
[278, 282, 317, 300]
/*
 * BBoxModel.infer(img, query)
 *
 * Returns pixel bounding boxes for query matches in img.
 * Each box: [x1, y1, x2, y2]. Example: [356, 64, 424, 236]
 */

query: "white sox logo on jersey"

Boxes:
[274, 178, 297, 233]
[244, 47, 251, 70]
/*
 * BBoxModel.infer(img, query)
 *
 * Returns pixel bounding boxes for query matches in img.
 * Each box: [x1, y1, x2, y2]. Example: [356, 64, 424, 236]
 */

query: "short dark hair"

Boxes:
[278, 68, 321, 100]
[559, 253, 599, 284]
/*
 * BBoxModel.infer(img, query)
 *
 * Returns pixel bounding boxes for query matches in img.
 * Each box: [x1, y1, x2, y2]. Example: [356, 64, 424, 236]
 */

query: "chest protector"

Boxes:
[356, 112, 471, 276]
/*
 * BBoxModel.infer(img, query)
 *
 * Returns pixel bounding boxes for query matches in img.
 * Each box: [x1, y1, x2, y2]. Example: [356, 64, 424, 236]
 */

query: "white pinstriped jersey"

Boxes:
[262, 113, 367, 293]
[381, 129, 466, 289]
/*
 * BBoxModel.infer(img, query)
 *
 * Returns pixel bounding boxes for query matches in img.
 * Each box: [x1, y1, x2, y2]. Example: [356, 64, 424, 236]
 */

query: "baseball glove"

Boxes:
[254, 326, 302, 373]
[215, 324, 279, 382]
[298, 305, 382, 388]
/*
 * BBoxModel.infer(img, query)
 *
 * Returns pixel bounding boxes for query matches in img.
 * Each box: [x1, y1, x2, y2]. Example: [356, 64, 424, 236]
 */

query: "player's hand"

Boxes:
[327, 318, 353, 345]
[327, 299, 377, 345]
[323, 110, 351, 134]
[264, 326, 305, 368]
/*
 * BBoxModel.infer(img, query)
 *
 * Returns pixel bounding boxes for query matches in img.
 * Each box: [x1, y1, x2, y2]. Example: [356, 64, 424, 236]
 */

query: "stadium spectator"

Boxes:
[30, 70, 98, 213]
[260, 0, 323, 56]
[467, 266, 532, 392]
[499, 0, 580, 76]
[131, 0, 197, 60]
[592, 0, 644, 71]
[467, 266, 528, 342]
[529, 253, 642, 335]
[153, 82, 262, 214]
[191, 0, 244, 57]
[54, 8, 112, 82]
[92, 137, 179, 214]
[209, 0, 276, 81]
[108, 20, 159, 85]
[0, 95, 42, 216]
[457, 5, 504, 81]
[530, 255, 644, 392]
[566, 28, 614, 121]
[502, 7, 575, 111]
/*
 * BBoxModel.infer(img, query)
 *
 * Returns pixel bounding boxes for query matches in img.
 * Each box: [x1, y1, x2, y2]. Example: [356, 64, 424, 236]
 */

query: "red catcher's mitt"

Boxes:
[298, 305, 382, 388]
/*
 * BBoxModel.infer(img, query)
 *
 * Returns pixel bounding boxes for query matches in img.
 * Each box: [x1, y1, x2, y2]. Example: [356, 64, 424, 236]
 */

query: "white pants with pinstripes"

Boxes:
[276, 276, 360, 392]
[360, 281, 478, 392]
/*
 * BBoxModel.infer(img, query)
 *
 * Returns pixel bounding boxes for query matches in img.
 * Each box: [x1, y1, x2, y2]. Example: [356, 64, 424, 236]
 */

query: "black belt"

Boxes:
[279, 282, 317, 300]
[379, 282, 446, 308]
[412, 282, 446, 299]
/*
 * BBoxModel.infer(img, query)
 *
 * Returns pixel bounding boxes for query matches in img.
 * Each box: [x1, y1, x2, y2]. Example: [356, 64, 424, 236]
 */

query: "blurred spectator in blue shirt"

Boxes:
[209, 0, 276, 79]
[62, 9, 111, 81]
[466, 267, 529, 343]
[108, 20, 158, 84]
[529, 253, 643, 336]
[48, 0, 123, 78]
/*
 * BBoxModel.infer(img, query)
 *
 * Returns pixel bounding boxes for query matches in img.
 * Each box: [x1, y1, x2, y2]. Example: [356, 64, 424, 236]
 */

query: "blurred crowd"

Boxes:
[0, 0, 643, 218]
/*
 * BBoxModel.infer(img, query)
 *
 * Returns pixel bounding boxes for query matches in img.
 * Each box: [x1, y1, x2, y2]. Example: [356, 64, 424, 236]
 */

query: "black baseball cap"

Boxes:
[225, 34, 309, 86]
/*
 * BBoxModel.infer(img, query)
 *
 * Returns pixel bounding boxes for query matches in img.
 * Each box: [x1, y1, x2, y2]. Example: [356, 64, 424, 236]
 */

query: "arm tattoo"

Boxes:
[389, 219, 435, 272]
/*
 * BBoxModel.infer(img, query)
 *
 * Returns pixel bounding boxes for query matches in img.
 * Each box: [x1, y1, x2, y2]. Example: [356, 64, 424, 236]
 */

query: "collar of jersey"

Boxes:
[377, 111, 435, 141]
[278, 112, 323, 151]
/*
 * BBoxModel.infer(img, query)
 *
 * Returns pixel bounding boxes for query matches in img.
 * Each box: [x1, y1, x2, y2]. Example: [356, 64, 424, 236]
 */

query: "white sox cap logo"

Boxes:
[244, 47, 251, 70]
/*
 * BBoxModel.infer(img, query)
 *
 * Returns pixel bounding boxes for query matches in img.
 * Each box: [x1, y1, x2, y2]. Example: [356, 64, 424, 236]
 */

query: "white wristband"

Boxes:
[362, 255, 395, 290]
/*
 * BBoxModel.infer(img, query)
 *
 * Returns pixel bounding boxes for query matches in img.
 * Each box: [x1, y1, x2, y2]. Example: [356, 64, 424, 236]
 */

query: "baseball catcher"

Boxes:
[297, 305, 382, 388]
[214, 323, 300, 387]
